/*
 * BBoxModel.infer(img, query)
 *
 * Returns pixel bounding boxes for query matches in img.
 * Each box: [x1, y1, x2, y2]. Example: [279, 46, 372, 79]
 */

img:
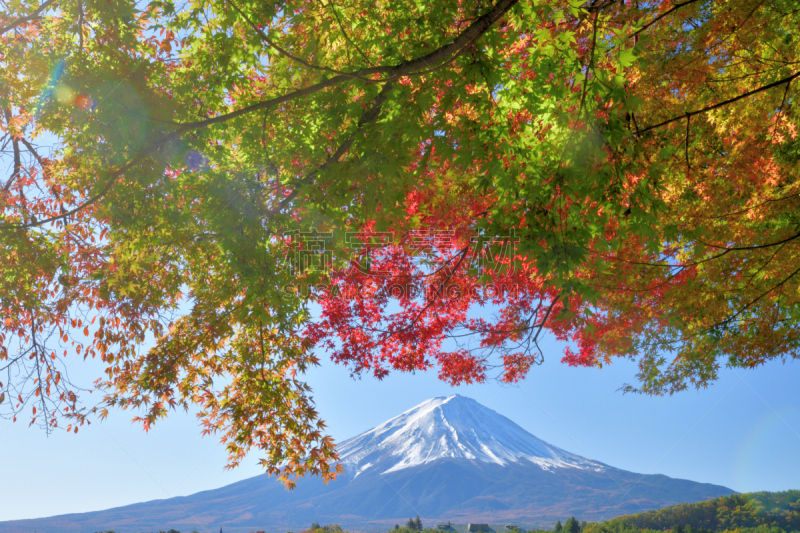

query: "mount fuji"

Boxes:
[337, 395, 604, 476]
[0, 395, 734, 533]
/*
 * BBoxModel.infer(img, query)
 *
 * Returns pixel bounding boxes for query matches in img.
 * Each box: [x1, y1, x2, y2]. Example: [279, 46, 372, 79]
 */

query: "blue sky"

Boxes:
[1, 333, 799, 522]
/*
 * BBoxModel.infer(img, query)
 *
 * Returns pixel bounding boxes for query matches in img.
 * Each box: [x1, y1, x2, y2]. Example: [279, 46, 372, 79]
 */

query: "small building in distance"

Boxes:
[434, 523, 527, 533]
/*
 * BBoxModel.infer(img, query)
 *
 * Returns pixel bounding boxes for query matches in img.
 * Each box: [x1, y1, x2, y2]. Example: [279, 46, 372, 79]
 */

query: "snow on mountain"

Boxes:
[0, 394, 737, 532]
[337, 394, 605, 476]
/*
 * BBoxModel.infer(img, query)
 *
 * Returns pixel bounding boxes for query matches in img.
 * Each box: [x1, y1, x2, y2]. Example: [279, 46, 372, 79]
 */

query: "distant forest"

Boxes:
[94, 489, 800, 533]
[546, 490, 800, 533]
[603, 491, 800, 531]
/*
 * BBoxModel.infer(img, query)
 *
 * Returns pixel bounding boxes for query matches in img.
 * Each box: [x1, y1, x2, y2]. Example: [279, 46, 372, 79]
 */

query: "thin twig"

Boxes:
[637, 71, 800, 135]
[684, 114, 691, 174]
[325, 0, 375, 66]
[228, 0, 365, 79]
[0, 0, 58, 34]
[629, 0, 702, 38]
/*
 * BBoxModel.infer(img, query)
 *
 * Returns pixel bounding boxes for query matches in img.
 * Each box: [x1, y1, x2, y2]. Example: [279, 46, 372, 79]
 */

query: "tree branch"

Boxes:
[325, 0, 375, 66]
[179, 0, 518, 130]
[0, 0, 58, 35]
[17, 136, 47, 170]
[703, 230, 800, 251]
[228, 0, 363, 79]
[267, 81, 394, 218]
[629, 0, 703, 38]
[381, 243, 473, 339]
[0, 0, 519, 231]
[637, 71, 800, 135]
[684, 114, 691, 174]
[2, 109, 22, 192]
[578, 10, 600, 120]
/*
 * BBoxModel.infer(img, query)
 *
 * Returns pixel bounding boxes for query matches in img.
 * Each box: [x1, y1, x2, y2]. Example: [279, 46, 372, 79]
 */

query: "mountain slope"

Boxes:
[0, 395, 735, 533]
[338, 396, 603, 475]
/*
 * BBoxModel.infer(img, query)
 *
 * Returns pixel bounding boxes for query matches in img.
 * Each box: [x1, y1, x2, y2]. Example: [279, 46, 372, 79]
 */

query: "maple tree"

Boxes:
[1, 0, 798, 485]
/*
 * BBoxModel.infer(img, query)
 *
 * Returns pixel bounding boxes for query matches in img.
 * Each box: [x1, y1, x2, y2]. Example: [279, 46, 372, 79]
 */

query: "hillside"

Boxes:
[597, 491, 800, 532]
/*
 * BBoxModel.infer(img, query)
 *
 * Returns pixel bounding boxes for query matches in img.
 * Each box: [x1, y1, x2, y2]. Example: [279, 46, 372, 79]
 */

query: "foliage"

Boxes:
[389, 528, 447, 533]
[603, 491, 800, 532]
[406, 516, 423, 531]
[565, 518, 581, 533]
[1, 0, 799, 486]
[308, 524, 344, 533]
[486, 491, 800, 533]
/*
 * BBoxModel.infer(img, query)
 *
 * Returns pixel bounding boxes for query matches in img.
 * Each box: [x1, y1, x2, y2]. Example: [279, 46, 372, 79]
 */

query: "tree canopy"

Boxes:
[1, 0, 799, 485]
[607, 491, 800, 532]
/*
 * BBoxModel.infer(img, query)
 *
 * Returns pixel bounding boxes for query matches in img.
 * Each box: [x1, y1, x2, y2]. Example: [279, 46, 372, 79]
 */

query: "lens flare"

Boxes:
[34, 59, 66, 117]
[734, 408, 799, 491]
[75, 94, 94, 111]
[55, 86, 76, 104]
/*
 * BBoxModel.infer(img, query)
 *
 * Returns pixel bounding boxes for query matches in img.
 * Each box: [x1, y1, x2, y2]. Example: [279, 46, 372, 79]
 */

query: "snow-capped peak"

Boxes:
[337, 395, 604, 476]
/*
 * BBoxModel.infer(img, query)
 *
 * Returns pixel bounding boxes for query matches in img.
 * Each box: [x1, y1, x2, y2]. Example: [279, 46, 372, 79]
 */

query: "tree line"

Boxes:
[92, 492, 800, 533]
